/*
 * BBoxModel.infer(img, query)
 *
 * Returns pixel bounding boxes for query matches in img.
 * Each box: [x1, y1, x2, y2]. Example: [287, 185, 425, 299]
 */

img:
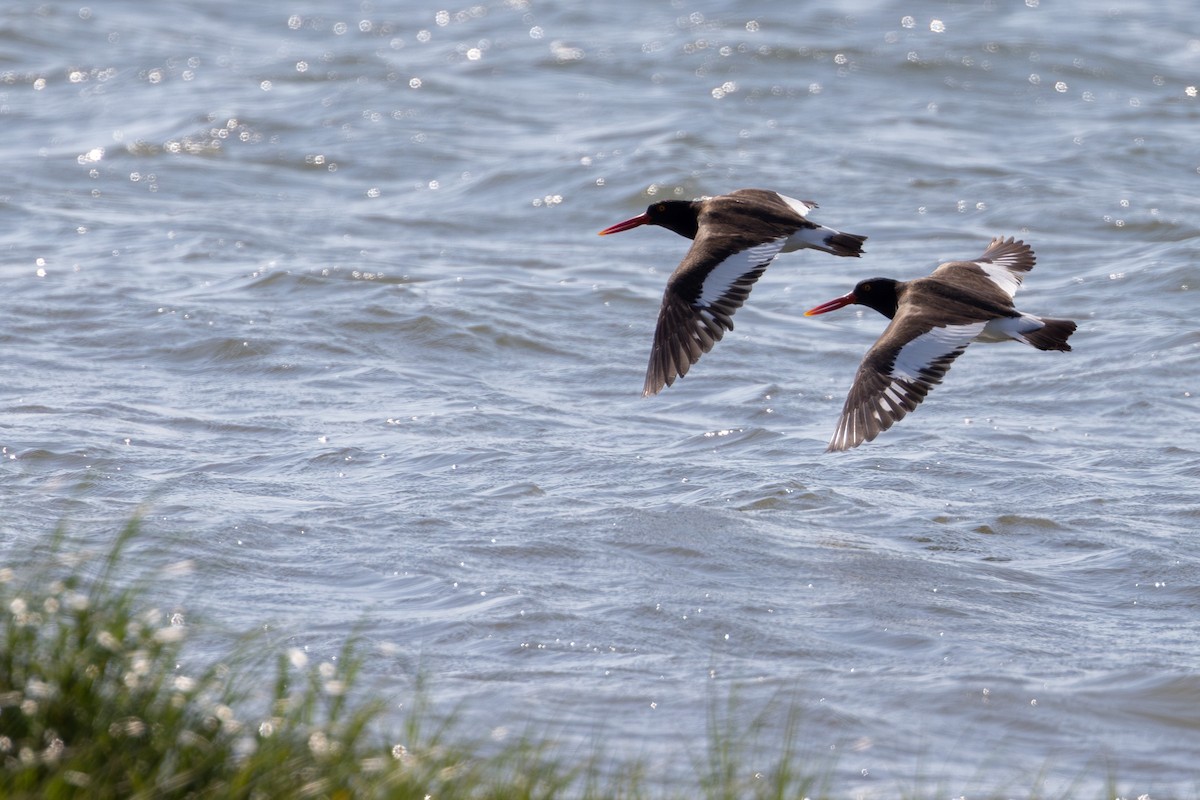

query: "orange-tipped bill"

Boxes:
[598, 213, 651, 236]
[804, 292, 857, 316]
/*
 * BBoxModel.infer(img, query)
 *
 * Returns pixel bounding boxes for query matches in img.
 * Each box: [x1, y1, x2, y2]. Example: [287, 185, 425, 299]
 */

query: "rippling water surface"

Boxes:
[4, 1, 1199, 795]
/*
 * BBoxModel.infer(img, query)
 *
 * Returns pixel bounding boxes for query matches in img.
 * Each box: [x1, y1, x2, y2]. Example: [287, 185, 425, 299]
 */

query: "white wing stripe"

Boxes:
[890, 323, 984, 381]
[696, 238, 786, 306]
[776, 193, 815, 218]
[977, 261, 1022, 299]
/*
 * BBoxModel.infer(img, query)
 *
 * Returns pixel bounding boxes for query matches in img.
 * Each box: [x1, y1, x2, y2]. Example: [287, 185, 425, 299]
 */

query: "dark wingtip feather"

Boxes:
[979, 236, 1036, 273]
[1026, 318, 1076, 351]
[825, 232, 867, 258]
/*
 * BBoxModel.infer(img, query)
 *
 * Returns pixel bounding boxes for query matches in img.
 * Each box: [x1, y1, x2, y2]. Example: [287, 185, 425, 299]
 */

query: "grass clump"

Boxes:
[0, 520, 597, 799]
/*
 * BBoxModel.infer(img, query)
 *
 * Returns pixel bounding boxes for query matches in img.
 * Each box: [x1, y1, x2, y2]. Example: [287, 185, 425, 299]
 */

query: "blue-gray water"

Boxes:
[4, 1, 1199, 795]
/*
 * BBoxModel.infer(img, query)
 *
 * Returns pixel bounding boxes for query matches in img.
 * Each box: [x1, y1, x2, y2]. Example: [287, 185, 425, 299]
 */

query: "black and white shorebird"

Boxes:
[599, 189, 866, 396]
[804, 237, 1076, 452]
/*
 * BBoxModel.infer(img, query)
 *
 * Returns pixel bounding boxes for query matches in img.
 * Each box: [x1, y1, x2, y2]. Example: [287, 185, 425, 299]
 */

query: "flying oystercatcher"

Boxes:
[804, 236, 1076, 452]
[599, 189, 866, 396]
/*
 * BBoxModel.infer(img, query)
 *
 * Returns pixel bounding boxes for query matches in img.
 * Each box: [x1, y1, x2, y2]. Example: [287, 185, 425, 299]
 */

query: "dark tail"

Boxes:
[1026, 318, 1076, 352]
[824, 231, 867, 258]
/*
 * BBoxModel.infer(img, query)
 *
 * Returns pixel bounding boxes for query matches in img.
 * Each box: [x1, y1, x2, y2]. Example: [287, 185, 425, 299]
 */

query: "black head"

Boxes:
[850, 278, 901, 319]
[804, 277, 901, 320]
[598, 200, 700, 240]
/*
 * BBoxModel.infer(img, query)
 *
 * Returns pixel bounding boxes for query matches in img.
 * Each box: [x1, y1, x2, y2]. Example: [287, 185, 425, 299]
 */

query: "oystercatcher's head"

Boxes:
[805, 278, 900, 320]
[598, 200, 699, 240]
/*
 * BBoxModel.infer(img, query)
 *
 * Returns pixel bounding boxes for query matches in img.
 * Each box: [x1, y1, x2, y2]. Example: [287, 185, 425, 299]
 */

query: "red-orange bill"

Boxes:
[804, 293, 857, 316]
[597, 213, 650, 236]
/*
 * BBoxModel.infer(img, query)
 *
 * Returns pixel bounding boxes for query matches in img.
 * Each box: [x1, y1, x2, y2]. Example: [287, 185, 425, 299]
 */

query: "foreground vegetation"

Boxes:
[0, 520, 833, 799]
[0, 520, 1164, 799]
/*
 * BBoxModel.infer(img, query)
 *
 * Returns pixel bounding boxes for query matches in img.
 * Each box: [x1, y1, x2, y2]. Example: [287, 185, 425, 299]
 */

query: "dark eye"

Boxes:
[655, 203, 667, 213]
[860, 282, 871, 293]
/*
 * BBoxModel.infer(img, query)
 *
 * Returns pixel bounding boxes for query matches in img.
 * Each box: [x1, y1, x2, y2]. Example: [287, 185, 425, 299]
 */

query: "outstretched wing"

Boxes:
[827, 318, 985, 451]
[643, 236, 787, 396]
[930, 236, 1035, 301]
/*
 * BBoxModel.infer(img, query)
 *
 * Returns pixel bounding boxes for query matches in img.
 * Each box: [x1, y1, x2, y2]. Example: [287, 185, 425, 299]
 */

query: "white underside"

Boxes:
[782, 223, 847, 253]
[888, 316, 1044, 383]
[977, 314, 1044, 343]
